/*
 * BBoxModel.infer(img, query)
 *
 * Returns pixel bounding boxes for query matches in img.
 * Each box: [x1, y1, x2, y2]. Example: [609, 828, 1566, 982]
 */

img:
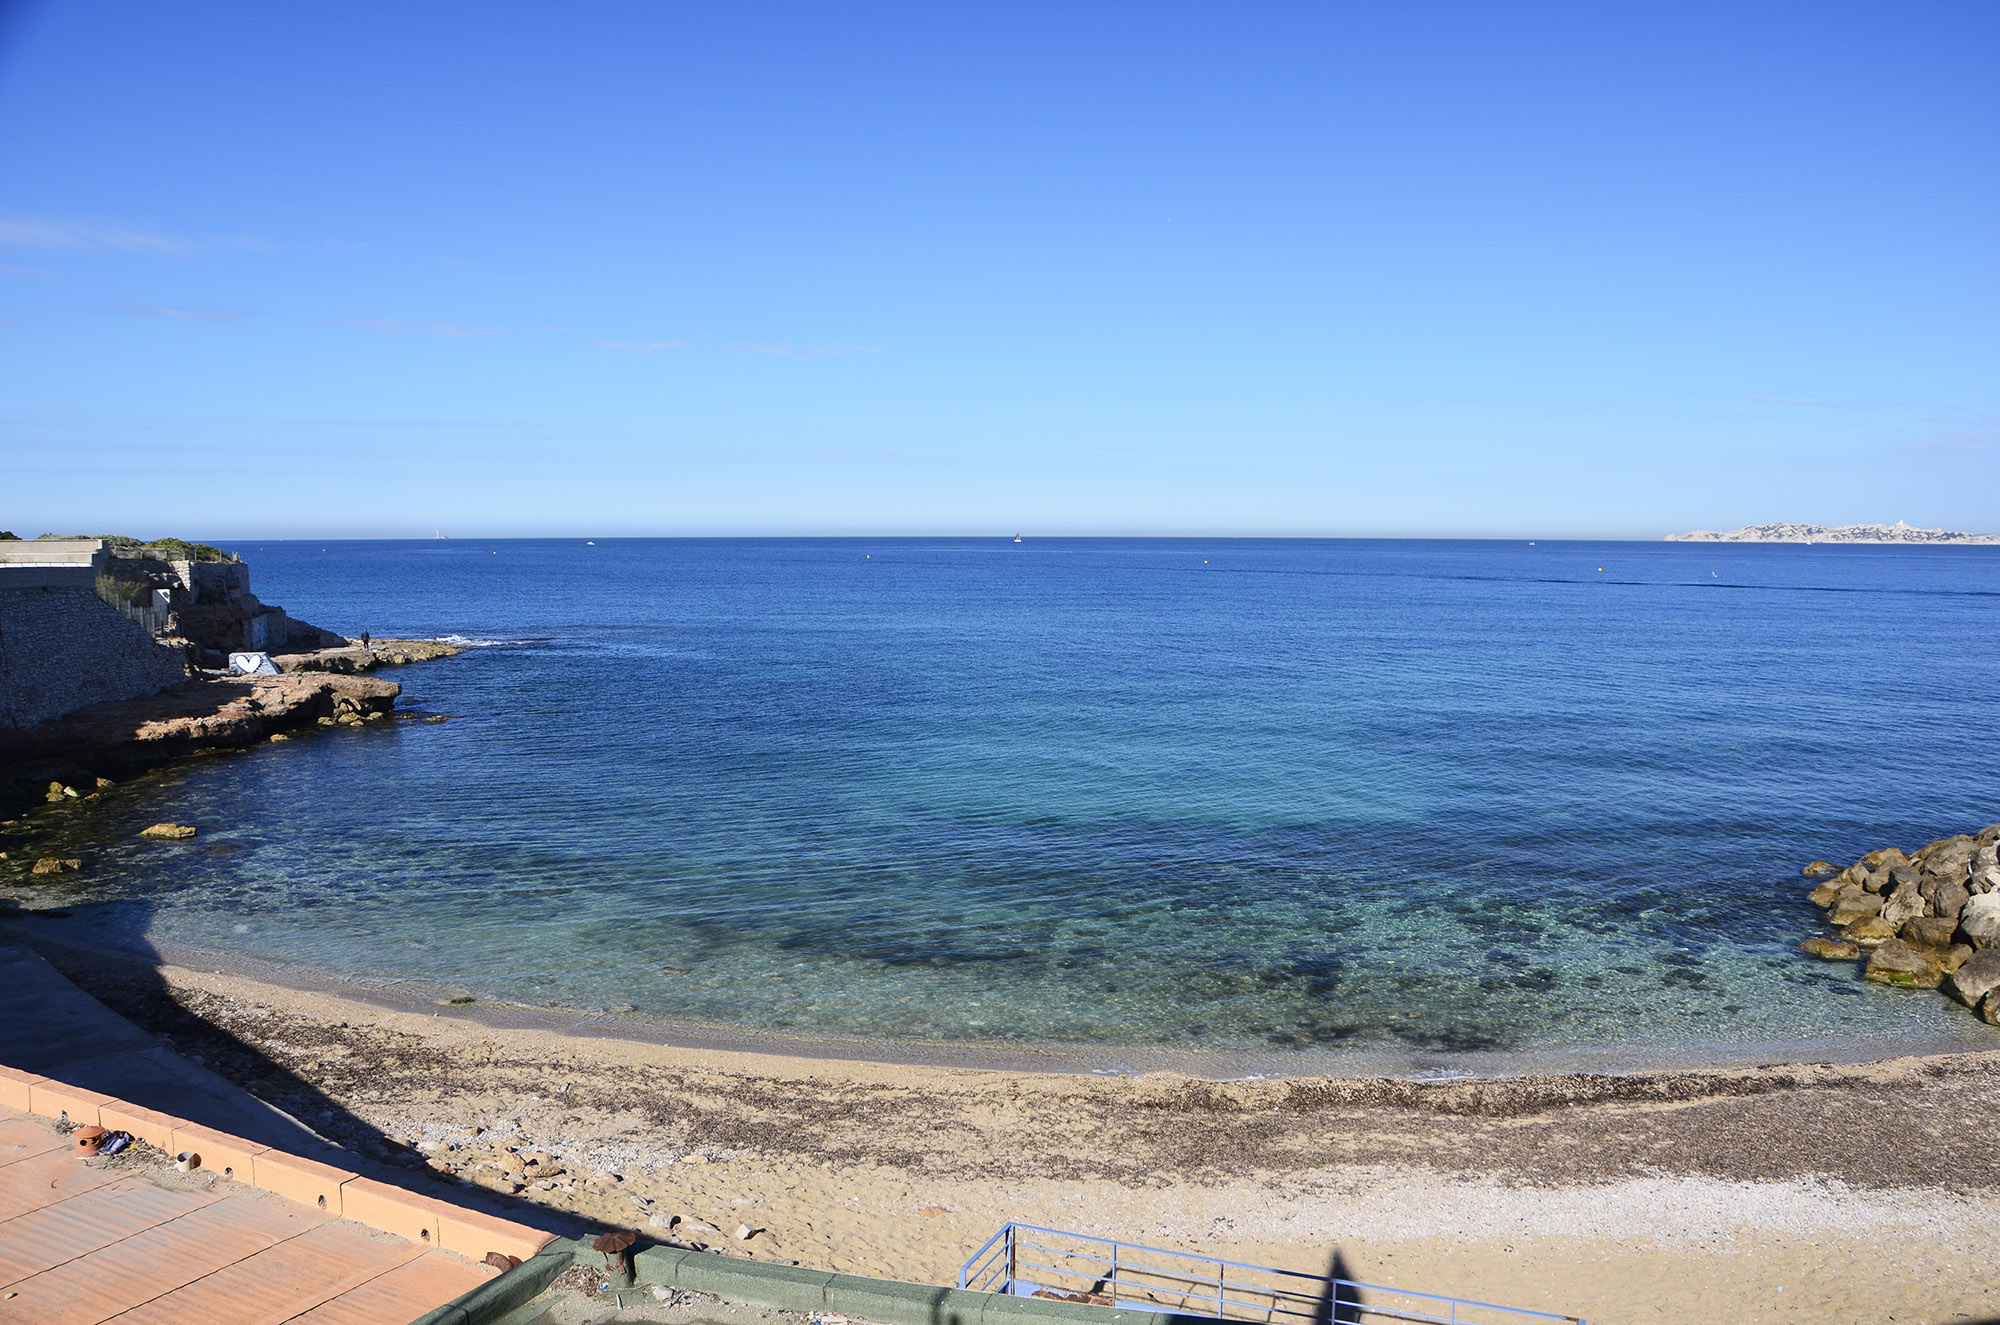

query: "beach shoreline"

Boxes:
[10, 920, 2000, 1084]
[12, 932, 2000, 1324]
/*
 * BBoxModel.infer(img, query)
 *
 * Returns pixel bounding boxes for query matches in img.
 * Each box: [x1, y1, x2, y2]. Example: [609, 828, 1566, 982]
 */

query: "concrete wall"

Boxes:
[0, 587, 190, 730]
[0, 539, 104, 590]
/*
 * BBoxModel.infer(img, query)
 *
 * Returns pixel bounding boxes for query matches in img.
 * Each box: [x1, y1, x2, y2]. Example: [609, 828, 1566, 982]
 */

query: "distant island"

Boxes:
[1667, 521, 2000, 545]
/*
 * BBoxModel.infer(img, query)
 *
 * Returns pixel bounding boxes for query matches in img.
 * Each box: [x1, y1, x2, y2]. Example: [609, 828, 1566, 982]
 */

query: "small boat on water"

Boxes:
[1013, 533, 1023, 543]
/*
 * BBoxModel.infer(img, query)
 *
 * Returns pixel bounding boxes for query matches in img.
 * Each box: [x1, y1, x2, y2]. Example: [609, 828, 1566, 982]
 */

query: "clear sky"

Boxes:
[1, 2, 1994, 538]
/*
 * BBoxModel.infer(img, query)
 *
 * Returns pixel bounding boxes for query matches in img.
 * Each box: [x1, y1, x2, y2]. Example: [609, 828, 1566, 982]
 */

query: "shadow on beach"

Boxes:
[1308, 1250, 1363, 1325]
[0, 896, 614, 1244]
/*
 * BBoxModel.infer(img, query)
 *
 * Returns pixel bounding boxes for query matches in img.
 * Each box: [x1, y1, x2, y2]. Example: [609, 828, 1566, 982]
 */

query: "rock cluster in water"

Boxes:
[1802, 825, 2000, 1024]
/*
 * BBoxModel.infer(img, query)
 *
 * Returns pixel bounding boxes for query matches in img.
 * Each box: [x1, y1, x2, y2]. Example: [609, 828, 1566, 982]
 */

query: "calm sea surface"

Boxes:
[36, 539, 2000, 1073]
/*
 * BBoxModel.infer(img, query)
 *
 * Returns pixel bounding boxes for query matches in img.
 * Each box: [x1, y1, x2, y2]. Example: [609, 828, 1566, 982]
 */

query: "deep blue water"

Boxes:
[38, 539, 2000, 1072]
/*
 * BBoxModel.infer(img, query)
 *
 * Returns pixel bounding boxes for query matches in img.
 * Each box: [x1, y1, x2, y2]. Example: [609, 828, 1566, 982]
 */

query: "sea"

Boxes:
[27, 538, 2000, 1076]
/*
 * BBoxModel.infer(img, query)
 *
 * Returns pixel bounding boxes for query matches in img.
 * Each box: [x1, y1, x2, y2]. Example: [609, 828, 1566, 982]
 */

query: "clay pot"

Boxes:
[73, 1126, 107, 1157]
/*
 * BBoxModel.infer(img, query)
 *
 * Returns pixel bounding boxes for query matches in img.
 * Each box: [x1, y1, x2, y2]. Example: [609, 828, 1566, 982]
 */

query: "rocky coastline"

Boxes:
[1800, 825, 2000, 1023]
[1667, 521, 2000, 544]
[0, 639, 464, 823]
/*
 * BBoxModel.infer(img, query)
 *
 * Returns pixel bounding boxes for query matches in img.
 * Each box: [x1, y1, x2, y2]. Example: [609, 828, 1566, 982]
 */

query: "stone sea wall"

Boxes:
[1801, 825, 2000, 1024]
[0, 588, 189, 731]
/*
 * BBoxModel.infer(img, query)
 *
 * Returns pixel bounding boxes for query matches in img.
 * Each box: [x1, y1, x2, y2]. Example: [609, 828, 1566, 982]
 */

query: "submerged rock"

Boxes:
[1864, 939, 1944, 989]
[1828, 889, 1883, 927]
[1800, 937, 1860, 961]
[138, 823, 196, 840]
[1844, 916, 1899, 947]
[1802, 860, 1837, 877]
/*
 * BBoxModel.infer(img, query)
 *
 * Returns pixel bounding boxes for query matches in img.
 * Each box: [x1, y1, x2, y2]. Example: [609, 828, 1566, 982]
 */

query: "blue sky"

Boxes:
[1, 2, 1994, 537]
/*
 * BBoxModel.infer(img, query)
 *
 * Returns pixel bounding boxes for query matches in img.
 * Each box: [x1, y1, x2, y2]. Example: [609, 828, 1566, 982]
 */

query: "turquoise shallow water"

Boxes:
[26, 538, 2000, 1072]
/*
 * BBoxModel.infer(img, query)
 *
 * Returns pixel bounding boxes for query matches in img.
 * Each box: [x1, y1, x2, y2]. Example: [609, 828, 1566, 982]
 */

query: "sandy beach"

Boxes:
[18, 937, 1999, 1325]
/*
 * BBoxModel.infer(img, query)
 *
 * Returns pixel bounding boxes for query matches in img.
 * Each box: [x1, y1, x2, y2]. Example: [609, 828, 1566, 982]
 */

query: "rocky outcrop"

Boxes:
[0, 671, 400, 820]
[272, 639, 467, 675]
[1805, 826, 2000, 1024]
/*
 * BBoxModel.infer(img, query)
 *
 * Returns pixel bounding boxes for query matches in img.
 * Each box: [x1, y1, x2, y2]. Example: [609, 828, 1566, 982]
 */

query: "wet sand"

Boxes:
[21, 938, 2000, 1325]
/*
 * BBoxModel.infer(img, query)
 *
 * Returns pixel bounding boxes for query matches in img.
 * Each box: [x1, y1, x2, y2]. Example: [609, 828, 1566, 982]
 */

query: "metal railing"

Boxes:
[959, 1224, 1582, 1325]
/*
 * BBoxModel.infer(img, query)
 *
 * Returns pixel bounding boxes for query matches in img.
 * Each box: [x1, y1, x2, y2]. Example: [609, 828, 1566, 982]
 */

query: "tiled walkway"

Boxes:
[0, 1107, 491, 1325]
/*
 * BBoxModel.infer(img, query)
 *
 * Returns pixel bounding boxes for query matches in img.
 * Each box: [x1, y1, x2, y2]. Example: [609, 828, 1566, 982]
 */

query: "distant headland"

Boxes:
[1666, 521, 2000, 545]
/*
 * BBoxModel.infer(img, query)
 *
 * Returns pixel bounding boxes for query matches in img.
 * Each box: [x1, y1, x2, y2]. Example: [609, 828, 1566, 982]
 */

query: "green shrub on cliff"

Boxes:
[143, 537, 232, 562]
[0, 530, 17, 540]
[95, 573, 151, 607]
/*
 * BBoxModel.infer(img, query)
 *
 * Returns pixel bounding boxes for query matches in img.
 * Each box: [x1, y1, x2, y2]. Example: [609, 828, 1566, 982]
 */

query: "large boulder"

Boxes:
[1881, 882, 1927, 927]
[1829, 889, 1884, 927]
[1862, 847, 1912, 871]
[1970, 866, 2000, 896]
[1800, 936, 1860, 961]
[1916, 835, 1978, 875]
[1900, 916, 1959, 950]
[1957, 894, 2000, 949]
[1927, 879, 1971, 920]
[1809, 880, 1844, 908]
[1985, 991, 2000, 1027]
[1865, 939, 1944, 988]
[1844, 916, 1900, 947]
[1944, 949, 2000, 1009]
[1887, 864, 1921, 892]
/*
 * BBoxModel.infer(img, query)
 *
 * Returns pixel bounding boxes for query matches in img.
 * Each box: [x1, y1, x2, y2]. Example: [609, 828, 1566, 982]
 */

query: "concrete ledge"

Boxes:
[169, 1120, 269, 1181]
[409, 1238, 578, 1325]
[672, 1252, 838, 1313]
[825, 1273, 981, 1325]
[0, 1065, 46, 1112]
[435, 1199, 559, 1263]
[26, 1078, 112, 1128]
[630, 1244, 1205, 1325]
[251, 1148, 356, 1217]
[340, 1175, 445, 1244]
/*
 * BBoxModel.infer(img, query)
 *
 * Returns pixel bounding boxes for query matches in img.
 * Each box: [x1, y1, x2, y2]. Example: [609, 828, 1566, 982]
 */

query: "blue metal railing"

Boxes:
[958, 1223, 1583, 1325]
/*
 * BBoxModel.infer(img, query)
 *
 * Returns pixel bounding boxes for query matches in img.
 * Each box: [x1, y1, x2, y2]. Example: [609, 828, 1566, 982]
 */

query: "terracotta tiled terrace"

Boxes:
[0, 1098, 508, 1324]
[0, 937, 563, 1323]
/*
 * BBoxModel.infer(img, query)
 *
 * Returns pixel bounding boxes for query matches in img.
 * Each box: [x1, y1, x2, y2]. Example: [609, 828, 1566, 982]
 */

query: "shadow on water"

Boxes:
[0, 893, 615, 1246]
